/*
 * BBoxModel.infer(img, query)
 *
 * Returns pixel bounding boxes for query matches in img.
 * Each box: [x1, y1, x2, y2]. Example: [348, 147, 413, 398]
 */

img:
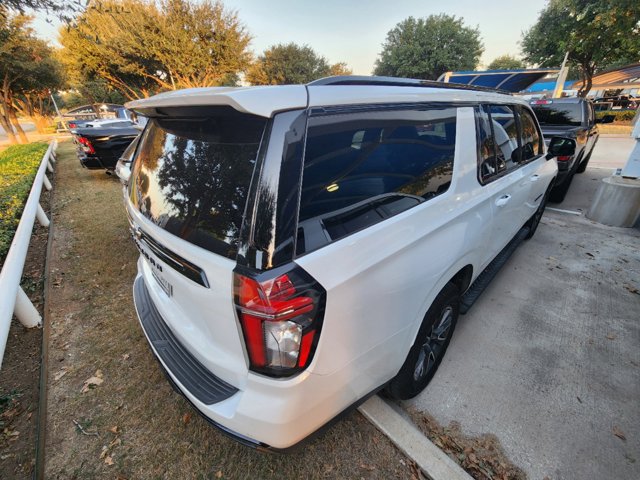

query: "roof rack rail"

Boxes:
[308, 75, 512, 95]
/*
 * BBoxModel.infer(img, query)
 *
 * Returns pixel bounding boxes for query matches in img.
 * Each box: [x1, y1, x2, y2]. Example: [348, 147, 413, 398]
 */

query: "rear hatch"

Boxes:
[126, 106, 268, 387]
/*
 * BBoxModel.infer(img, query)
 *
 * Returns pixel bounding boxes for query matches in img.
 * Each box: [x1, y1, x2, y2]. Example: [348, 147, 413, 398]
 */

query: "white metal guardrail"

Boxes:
[0, 140, 57, 368]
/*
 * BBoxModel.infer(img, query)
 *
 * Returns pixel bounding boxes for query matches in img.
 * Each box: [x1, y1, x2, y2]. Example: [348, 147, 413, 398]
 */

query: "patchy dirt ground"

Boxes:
[0, 161, 52, 479]
[43, 141, 418, 479]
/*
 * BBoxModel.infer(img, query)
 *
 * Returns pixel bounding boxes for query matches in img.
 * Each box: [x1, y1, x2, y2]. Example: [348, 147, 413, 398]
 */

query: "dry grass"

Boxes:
[598, 124, 633, 135]
[44, 140, 416, 480]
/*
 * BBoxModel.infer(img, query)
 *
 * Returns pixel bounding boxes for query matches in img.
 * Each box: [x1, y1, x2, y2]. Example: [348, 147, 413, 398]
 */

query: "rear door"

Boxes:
[516, 105, 553, 217]
[126, 107, 269, 387]
[477, 105, 531, 262]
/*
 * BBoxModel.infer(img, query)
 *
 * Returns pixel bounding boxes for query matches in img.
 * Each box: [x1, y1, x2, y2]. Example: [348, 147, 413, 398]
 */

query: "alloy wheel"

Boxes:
[413, 306, 453, 381]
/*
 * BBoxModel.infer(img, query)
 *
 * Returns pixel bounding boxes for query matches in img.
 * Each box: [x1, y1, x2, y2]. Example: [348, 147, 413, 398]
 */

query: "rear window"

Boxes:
[128, 107, 267, 259]
[531, 103, 583, 126]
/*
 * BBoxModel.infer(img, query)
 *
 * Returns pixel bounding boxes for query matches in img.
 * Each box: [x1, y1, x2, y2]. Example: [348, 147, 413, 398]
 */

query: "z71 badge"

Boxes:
[131, 232, 173, 297]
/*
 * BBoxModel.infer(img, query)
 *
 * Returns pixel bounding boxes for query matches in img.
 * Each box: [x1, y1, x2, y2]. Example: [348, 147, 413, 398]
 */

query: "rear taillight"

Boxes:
[69, 122, 77, 128]
[234, 265, 326, 377]
[557, 155, 571, 161]
[77, 136, 95, 154]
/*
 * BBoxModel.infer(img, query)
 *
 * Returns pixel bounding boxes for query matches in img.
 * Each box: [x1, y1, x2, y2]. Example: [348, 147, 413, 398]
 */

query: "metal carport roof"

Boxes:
[438, 68, 560, 92]
[572, 63, 640, 90]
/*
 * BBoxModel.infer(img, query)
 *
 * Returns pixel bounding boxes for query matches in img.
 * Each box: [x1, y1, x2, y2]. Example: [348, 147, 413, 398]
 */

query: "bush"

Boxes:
[595, 110, 637, 123]
[0, 143, 49, 263]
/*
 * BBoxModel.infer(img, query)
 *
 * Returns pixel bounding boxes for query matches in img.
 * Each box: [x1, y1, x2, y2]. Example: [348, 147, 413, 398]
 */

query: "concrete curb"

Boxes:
[358, 396, 472, 480]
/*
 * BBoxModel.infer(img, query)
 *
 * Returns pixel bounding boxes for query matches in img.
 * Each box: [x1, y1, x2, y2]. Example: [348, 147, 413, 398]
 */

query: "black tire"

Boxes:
[385, 283, 459, 400]
[525, 185, 551, 239]
[575, 151, 592, 174]
[549, 172, 573, 203]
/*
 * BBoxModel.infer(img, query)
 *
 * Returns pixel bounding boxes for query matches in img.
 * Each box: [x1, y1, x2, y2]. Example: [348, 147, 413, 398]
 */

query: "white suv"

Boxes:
[124, 76, 559, 450]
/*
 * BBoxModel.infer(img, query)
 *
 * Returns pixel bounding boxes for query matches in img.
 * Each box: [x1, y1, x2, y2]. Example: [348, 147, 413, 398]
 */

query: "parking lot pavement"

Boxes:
[589, 135, 635, 170]
[406, 168, 640, 479]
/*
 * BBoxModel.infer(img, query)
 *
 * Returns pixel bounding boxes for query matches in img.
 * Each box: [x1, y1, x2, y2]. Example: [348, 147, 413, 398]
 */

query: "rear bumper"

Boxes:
[78, 152, 105, 170]
[132, 274, 364, 450]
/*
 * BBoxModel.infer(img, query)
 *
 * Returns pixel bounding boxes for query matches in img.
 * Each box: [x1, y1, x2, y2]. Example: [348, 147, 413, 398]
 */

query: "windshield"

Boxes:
[532, 103, 583, 126]
[128, 107, 267, 259]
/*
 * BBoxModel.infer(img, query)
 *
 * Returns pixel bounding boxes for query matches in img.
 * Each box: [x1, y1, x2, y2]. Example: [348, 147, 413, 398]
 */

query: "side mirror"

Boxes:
[595, 115, 615, 124]
[546, 137, 576, 160]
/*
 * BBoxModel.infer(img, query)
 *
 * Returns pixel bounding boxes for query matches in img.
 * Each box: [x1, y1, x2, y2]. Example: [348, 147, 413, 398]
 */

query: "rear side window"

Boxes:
[128, 107, 267, 259]
[477, 106, 506, 182]
[518, 107, 542, 161]
[477, 104, 544, 184]
[489, 105, 520, 168]
[297, 106, 456, 254]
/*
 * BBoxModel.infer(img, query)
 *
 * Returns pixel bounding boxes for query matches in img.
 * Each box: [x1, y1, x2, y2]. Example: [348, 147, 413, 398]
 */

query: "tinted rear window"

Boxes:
[532, 103, 583, 126]
[128, 108, 267, 259]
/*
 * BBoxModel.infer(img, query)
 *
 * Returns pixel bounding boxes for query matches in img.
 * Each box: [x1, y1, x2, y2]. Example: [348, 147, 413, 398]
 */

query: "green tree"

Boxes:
[57, 79, 127, 110]
[329, 62, 353, 77]
[522, 0, 640, 97]
[374, 14, 484, 80]
[0, 0, 64, 13]
[246, 43, 350, 85]
[59, 0, 252, 99]
[487, 55, 526, 70]
[0, 13, 64, 143]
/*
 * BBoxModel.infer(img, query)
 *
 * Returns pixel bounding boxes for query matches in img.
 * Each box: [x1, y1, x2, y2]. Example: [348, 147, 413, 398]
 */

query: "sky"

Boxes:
[33, 0, 550, 75]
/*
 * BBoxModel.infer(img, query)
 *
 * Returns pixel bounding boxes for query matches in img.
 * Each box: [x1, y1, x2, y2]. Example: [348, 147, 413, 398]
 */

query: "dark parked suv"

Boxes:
[530, 98, 599, 202]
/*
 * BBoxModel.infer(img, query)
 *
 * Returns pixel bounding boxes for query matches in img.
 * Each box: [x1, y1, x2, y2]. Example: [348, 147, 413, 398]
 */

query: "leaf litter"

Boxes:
[406, 407, 526, 480]
[81, 369, 104, 393]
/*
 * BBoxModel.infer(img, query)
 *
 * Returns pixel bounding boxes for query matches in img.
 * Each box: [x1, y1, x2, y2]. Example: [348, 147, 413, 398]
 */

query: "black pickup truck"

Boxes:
[530, 98, 604, 202]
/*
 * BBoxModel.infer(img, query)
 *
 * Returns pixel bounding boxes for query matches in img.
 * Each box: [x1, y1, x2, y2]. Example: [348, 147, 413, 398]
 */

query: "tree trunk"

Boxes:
[3, 79, 27, 142]
[0, 107, 18, 144]
[577, 61, 595, 98]
[0, 74, 18, 144]
[8, 107, 28, 143]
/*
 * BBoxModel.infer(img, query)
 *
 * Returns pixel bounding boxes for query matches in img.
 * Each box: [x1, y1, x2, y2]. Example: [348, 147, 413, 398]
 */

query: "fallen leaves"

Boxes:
[606, 333, 617, 340]
[612, 426, 627, 441]
[406, 408, 527, 480]
[624, 284, 639, 295]
[100, 436, 122, 466]
[81, 369, 104, 393]
[182, 412, 192, 425]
